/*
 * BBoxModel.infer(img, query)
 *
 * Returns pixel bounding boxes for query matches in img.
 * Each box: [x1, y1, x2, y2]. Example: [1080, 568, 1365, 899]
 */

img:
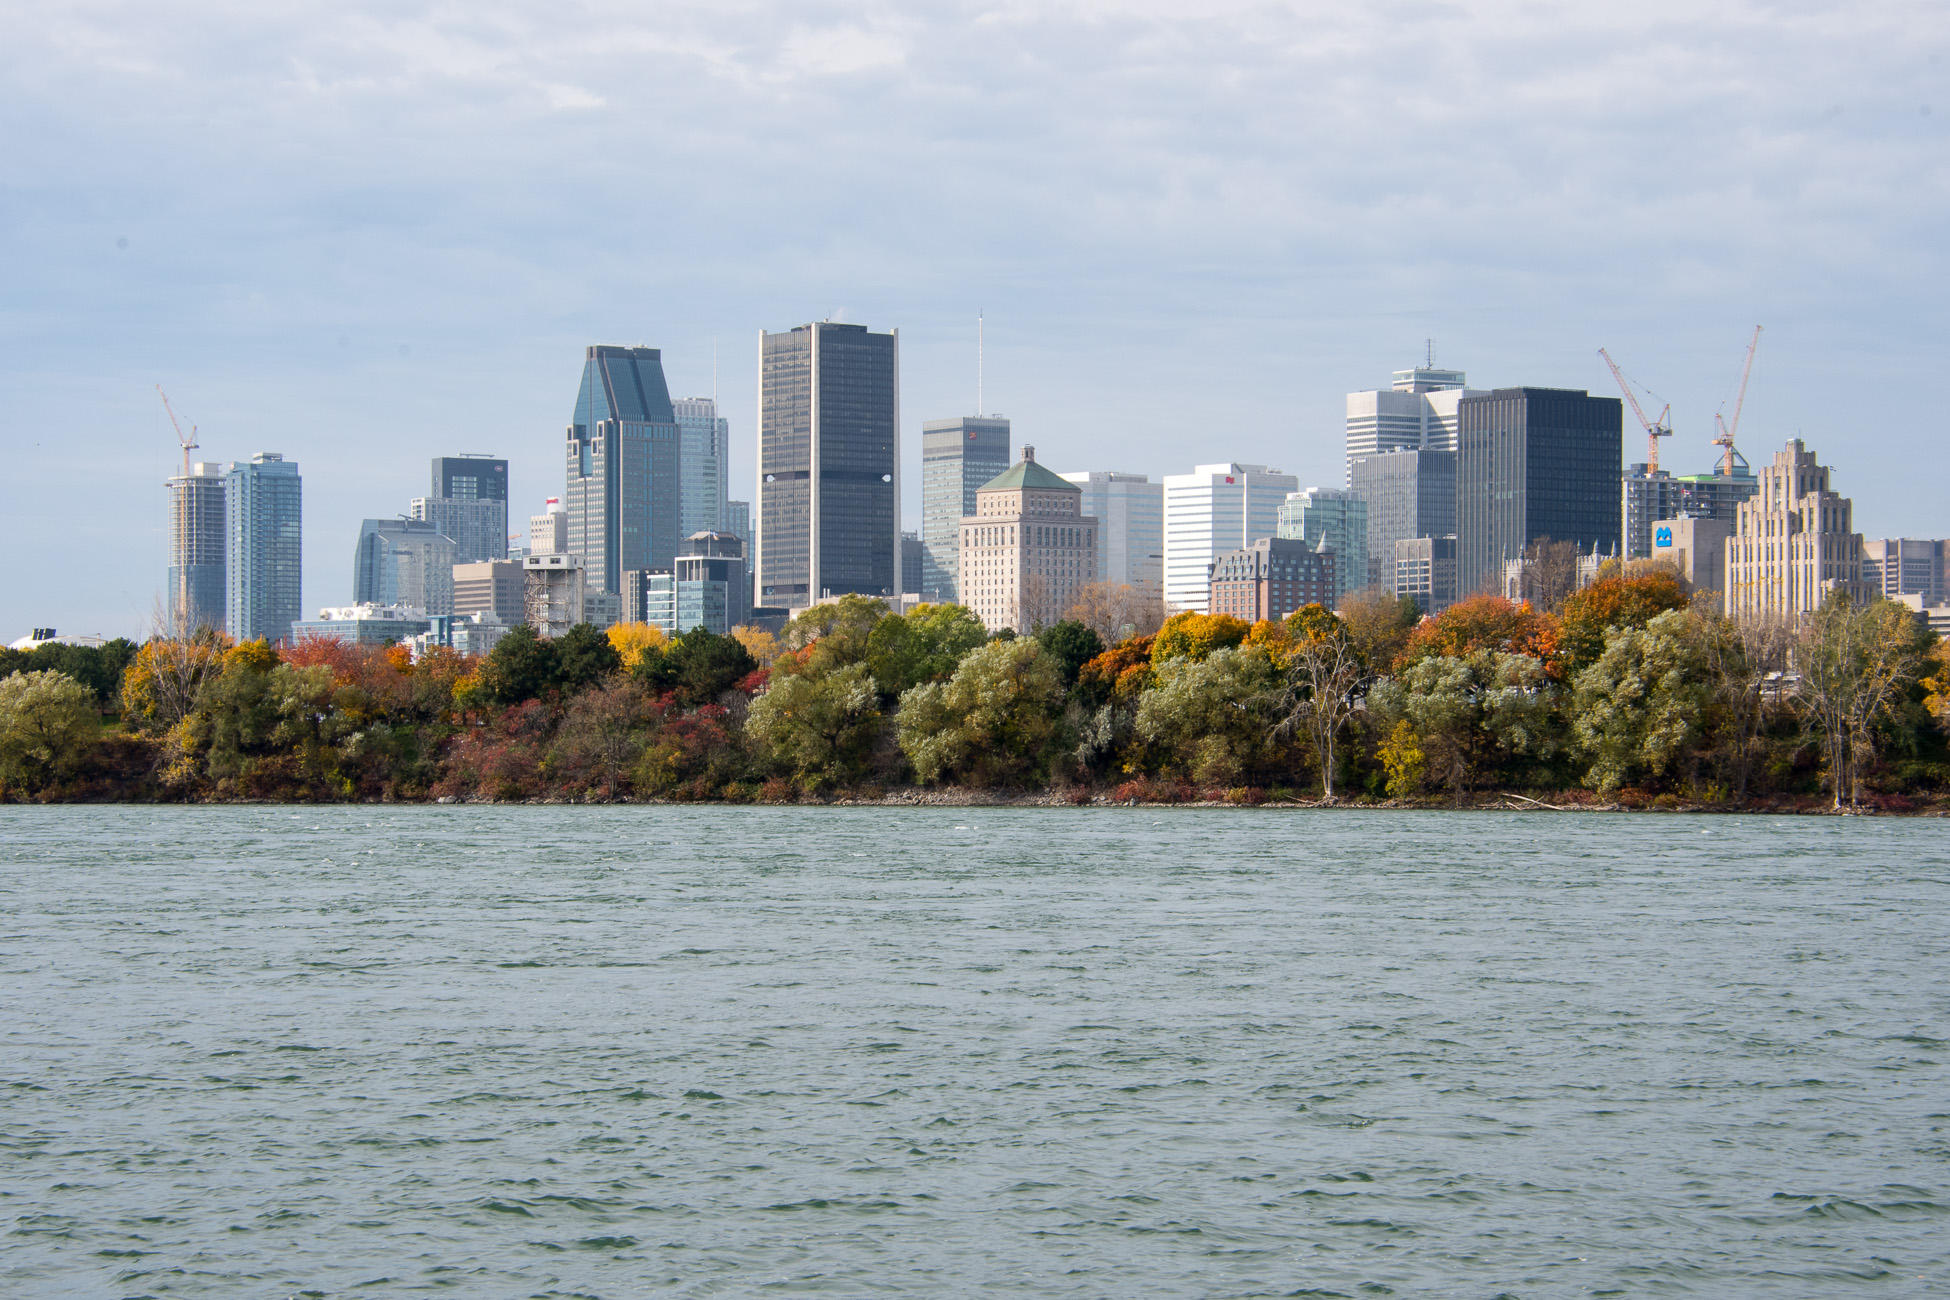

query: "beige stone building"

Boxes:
[1724, 440, 1864, 622]
[959, 446, 1100, 633]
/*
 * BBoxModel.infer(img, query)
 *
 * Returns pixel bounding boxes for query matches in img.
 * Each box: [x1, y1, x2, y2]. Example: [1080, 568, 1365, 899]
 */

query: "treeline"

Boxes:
[3, 567, 1948, 810]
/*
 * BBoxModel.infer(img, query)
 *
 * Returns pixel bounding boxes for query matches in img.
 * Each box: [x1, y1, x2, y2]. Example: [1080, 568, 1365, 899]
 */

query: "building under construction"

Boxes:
[167, 461, 227, 636]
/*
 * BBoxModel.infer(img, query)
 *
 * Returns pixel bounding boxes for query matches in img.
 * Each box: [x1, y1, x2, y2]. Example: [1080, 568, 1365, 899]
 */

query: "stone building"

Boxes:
[1724, 440, 1865, 622]
[959, 446, 1099, 634]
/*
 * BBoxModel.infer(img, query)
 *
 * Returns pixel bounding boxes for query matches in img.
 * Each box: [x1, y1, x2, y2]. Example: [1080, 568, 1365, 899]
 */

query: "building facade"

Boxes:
[673, 396, 730, 540]
[1725, 441, 1865, 621]
[959, 447, 1099, 633]
[565, 345, 682, 596]
[1861, 538, 1947, 605]
[167, 461, 226, 636]
[1650, 516, 1733, 597]
[757, 322, 900, 611]
[1207, 536, 1337, 623]
[1276, 487, 1368, 606]
[1623, 461, 1760, 559]
[453, 559, 525, 625]
[672, 531, 750, 634]
[290, 603, 431, 645]
[1161, 463, 1298, 614]
[1455, 388, 1623, 599]
[920, 415, 1010, 604]
[1059, 471, 1164, 588]
[623, 570, 676, 633]
[1393, 536, 1459, 616]
[353, 518, 457, 617]
[226, 452, 303, 645]
[1348, 448, 1456, 592]
[411, 455, 508, 563]
[523, 554, 586, 637]
[1344, 364, 1481, 483]
[530, 499, 569, 556]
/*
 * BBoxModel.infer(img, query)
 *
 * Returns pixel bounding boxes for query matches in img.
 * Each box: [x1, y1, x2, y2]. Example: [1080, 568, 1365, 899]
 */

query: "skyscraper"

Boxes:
[1344, 364, 1483, 483]
[921, 415, 1011, 603]
[723, 498, 753, 605]
[226, 452, 303, 644]
[959, 447, 1098, 633]
[757, 322, 900, 610]
[353, 518, 457, 616]
[673, 396, 730, 539]
[1455, 388, 1622, 598]
[1725, 441, 1865, 621]
[1348, 449, 1456, 590]
[1276, 487, 1368, 605]
[167, 461, 226, 636]
[1161, 463, 1298, 614]
[566, 346, 682, 595]
[1059, 471, 1164, 588]
[412, 455, 508, 563]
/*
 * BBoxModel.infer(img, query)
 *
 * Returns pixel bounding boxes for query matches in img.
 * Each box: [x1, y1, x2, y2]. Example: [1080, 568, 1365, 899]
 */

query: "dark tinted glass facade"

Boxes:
[432, 456, 507, 502]
[1348, 449, 1455, 590]
[1456, 388, 1621, 596]
[920, 416, 1011, 602]
[758, 323, 899, 606]
[566, 346, 681, 594]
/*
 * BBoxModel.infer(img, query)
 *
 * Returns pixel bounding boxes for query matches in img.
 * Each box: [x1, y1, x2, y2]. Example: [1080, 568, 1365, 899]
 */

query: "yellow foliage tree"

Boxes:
[606, 622, 668, 670]
[1376, 719, 1427, 799]
[1150, 612, 1251, 664]
[732, 625, 781, 667]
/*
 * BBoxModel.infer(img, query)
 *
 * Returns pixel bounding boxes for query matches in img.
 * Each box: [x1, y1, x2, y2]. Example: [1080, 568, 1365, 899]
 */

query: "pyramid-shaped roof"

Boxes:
[979, 446, 1076, 493]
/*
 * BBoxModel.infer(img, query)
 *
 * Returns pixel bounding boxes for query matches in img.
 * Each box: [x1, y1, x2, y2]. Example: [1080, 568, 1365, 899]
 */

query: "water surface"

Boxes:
[2, 806, 1946, 1297]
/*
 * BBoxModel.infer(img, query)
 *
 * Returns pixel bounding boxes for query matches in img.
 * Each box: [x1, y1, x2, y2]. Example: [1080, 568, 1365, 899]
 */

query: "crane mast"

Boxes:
[1597, 348, 1672, 473]
[1712, 326, 1761, 477]
[157, 385, 198, 480]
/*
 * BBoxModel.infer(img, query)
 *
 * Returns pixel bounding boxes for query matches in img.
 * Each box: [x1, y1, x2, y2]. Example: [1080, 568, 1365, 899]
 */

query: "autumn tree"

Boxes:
[607, 622, 668, 671]
[121, 628, 230, 732]
[1397, 594, 1558, 673]
[1796, 594, 1931, 810]
[1518, 537, 1583, 614]
[1338, 586, 1423, 671]
[1065, 580, 1168, 644]
[1272, 605, 1369, 799]
[897, 639, 1067, 786]
[1151, 612, 1252, 664]
[1555, 569, 1691, 678]
[1369, 652, 1557, 798]
[1074, 636, 1157, 709]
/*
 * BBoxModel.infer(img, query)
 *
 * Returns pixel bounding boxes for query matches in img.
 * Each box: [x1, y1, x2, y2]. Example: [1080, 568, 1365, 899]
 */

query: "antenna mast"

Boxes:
[977, 310, 984, 415]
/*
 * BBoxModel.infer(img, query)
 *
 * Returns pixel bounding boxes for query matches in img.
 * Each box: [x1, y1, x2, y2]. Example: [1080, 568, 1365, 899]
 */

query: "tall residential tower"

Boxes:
[226, 452, 303, 644]
[167, 461, 226, 635]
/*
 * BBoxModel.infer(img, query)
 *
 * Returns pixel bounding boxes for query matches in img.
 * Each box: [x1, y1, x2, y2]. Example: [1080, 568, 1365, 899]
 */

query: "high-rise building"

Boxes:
[722, 498, 753, 606]
[353, 518, 457, 616]
[1349, 449, 1456, 591]
[901, 531, 923, 598]
[167, 461, 226, 636]
[1393, 536, 1459, 615]
[1455, 388, 1623, 598]
[757, 322, 900, 611]
[673, 397, 730, 539]
[1059, 471, 1164, 588]
[226, 453, 302, 644]
[1161, 463, 1298, 614]
[623, 570, 676, 632]
[677, 532, 751, 634]
[530, 499, 568, 556]
[1725, 441, 1865, 621]
[920, 415, 1011, 603]
[1861, 539, 1947, 605]
[1276, 487, 1368, 605]
[453, 560, 525, 626]
[959, 446, 1099, 633]
[565, 346, 682, 595]
[1344, 364, 1483, 483]
[1208, 536, 1337, 623]
[1622, 460, 1760, 559]
[410, 454, 508, 564]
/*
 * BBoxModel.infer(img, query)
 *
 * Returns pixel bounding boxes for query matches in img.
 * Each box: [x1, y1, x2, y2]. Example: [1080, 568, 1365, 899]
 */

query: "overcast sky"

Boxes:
[3, 0, 1945, 637]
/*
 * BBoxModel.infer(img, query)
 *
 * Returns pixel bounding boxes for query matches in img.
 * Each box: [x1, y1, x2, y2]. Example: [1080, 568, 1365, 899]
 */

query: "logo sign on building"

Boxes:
[1654, 526, 1673, 548]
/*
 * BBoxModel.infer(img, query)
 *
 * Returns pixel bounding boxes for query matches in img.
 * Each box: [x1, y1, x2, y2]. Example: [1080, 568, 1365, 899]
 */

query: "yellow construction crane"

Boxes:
[1598, 348, 1672, 472]
[1712, 326, 1762, 476]
[157, 385, 198, 479]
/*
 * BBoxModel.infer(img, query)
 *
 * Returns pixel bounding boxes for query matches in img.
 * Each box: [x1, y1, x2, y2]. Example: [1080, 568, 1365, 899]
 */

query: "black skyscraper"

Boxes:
[1455, 387, 1622, 597]
[757, 322, 900, 608]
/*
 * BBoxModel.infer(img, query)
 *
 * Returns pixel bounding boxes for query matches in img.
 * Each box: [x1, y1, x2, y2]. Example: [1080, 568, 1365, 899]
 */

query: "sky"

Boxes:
[3, 0, 1946, 638]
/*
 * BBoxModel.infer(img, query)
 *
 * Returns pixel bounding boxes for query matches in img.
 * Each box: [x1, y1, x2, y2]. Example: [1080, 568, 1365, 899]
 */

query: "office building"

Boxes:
[1455, 388, 1623, 598]
[409, 456, 508, 564]
[565, 345, 682, 595]
[167, 461, 226, 636]
[583, 589, 620, 631]
[1896, 594, 1950, 638]
[665, 531, 752, 635]
[1344, 364, 1483, 483]
[523, 554, 587, 637]
[1650, 516, 1733, 596]
[673, 396, 730, 539]
[530, 499, 568, 555]
[920, 415, 1011, 603]
[1208, 536, 1337, 624]
[1623, 461, 1760, 559]
[353, 518, 456, 617]
[722, 498, 753, 606]
[452, 560, 525, 626]
[1161, 463, 1298, 614]
[1861, 539, 1947, 605]
[1059, 471, 1164, 588]
[226, 452, 303, 645]
[1349, 449, 1455, 592]
[1724, 441, 1865, 621]
[1394, 536, 1459, 615]
[959, 446, 1099, 634]
[291, 603, 432, 646]
[901, 531, 923, 599]
[757, 321, 900, 610]
[622, 569, 675, 632]
[1276, 487, 1368, 605]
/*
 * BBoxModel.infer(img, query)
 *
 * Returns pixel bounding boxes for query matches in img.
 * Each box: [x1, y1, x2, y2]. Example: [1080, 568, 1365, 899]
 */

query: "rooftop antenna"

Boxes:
[978, 310, 984, 415]
[1425, 338, 1433, 369]
[712, 338, 718, 404]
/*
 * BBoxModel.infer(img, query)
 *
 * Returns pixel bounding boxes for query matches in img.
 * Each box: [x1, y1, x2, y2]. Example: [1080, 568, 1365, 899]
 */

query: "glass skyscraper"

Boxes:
[167, 461, 226, 636]
[413, 455, 508, 563]
[226, 452, 303, 644]
[1276, 486, 1369, 605]
[757, 322, 900, 609]
[1455, 388, 1622, 597]
[1348, 449, 1456, 590]
[353, 518, 457, 616]
[672, 397, 730, 540]
[920, 415, 1011, 603]
[566, 346, 682, 595]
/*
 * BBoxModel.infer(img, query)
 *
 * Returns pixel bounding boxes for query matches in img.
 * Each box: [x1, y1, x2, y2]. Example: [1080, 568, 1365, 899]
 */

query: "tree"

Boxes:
[1397, 594, 1558, 673]
[1368, 652, 1556, 798]
[121, 628, 230, 732]
[1135, 645, 1286, 787]
[1034, 620, 1105, 689]
[732, 625, 781, 667]
[1074, 636, 1157, 709]
[1376, 720, 1426, 799]
[1796, 594, 1930, 810]
[0, 638, 140, 709]
[555, 623, 621, 693]
[1064, 580, 1168, 644]
[1570, 608, 1711, 794]
[744, 661, 882, 789]
[897, 639, 1067, 786]
[478, 624, 561, 705]
[607, 622, 668, 671]
[1339, 587, 1423, 671]
[780, 594, 888, 656]
[0, 671, 99, 793]
[1272, 605, 1369, 799]
[865, 603, 988, 698]
[1518, 537, 1582, 613]
[637, 628, 758, 707]
[1151, 612, 1252, 664]
[1924, 638, 1950, 728]
[1556, 569, 1691, 678]
[1698, 611, 1793, 799]
[548, 679, 657, 798]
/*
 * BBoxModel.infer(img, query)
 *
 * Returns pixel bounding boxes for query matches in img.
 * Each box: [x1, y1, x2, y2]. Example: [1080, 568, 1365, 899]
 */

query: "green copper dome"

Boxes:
[978, 447, 1076, 493]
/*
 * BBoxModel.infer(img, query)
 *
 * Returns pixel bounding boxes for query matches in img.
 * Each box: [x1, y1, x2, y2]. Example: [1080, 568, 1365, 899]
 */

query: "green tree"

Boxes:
[555, 623, 622, 693]
[1135, 645, 1286, 787]
[1033, 620, 1105, 690]
[478, 625, 560, 705]
[780, 595, 888, 661]
[745, 661, 882, 790]
[896, 638, 1066, 786]
[0, 671, 99, 793]
[1368, 652, 1556, 798]
[0, 638, 140, 708]
[1555, 569, 1692, 678]
[636, 628, 759, 708]
[865, 603, 988, 698]
[1570, 608, 1711, 794]
[1796, 594, 1931, 810]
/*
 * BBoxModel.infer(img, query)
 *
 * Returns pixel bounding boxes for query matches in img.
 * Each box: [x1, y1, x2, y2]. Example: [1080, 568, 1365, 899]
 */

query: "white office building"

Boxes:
[1161, 463, 1298, 614]
[1344, 365, 1482, 484]
[1058, 471, 1163, 588]
[529, 499, 569, 556]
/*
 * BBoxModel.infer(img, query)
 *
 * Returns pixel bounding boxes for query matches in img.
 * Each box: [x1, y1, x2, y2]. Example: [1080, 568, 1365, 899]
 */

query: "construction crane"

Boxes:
[157, 385, 198, 478]
[1597, 348, 1672, 473]
[1712, 326, 1762, 476]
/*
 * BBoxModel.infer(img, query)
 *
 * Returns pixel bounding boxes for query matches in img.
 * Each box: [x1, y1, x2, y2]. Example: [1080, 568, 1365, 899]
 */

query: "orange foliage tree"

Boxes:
[1554, 570, 1692, 676]
[1076, 635, 1158, 705]
[1397, 594, 1560, 675]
